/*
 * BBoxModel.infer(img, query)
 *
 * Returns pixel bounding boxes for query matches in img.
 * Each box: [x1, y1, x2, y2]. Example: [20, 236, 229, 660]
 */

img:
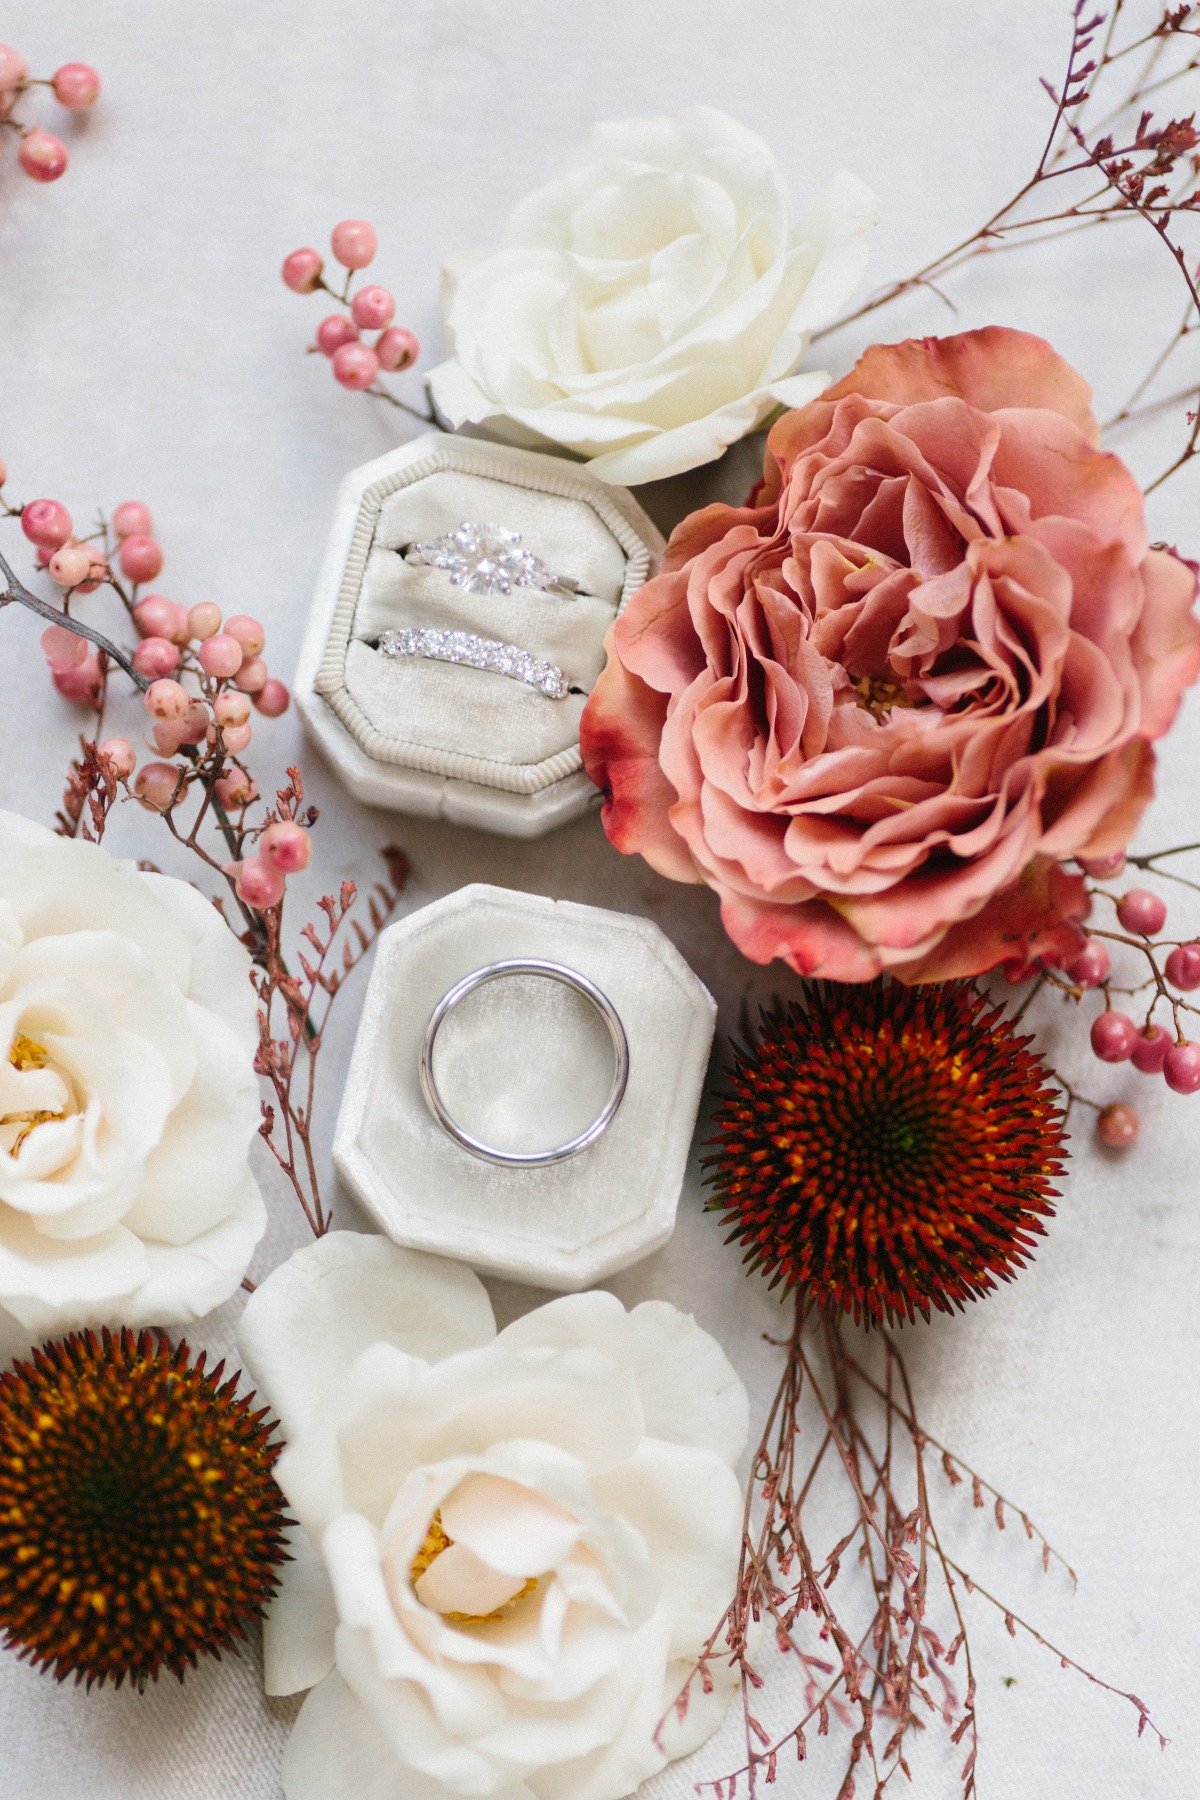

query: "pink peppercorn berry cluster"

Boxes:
[282, 220, 419, 394]
[1060, 850, 1200, 1149]
[0, 45, 99, 184]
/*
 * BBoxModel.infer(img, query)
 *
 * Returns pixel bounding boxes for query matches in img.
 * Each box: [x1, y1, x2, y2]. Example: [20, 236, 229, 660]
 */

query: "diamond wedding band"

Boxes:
[419, 960, 630, 1168]
[403, 523, 582, 599]
[378, 627, 571, 700]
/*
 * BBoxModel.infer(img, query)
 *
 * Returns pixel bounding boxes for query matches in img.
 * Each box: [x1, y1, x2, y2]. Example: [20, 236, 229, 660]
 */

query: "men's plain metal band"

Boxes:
[419, 959, 630, 1168]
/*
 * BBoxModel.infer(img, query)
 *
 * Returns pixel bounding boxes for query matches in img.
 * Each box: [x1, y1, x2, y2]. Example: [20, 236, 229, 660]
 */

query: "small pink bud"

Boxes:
[135, 761, 181, 811]
[315, 314, 359, 357]
[260, 820, 311, 874]
[41, 625, 87, 672]
[331, 218, 376, 270]
[233, 655, 268, 695]
[199, 633, 244, 680]
[1165, 944, 1200, 991]
[0, 45, 29, 90]
[332, 342, 380, 390]
[97, 737, 136, 779]
[350, 284, 395, 331]
[187, 601, 222, 641]
[145, 678, 191, 721]
[112, 500, 153, 540]
[1064, 938, 1110, 988]
[282, 247, 324, 293]
[21, 499, 73, 551]
[1096, 1103, 1139, 1150]
[19, 129, 69, 183]
[254, 677, 290, 718]
[236, 856, 286, 910]
[1164, 1040, 1200, 1094]
[1090, 1010, 1137, 1063]
[224, 614, 265, 656]
[215, 768, 257, 808]
[1078, 851, 1126, 879]
[133, 594, 188, 641]
[52, 651, 102, 705]
[214, 691, 251, 728]
[1115, 888, 1167, 937]
[132, 636, 181, 679]
[1131, 1024, 1171, 1075]
[119, 534, 164, 584]
[48, 543, 92, 588]
[375, 325, 419, 372]
[52, 63, 100, 110]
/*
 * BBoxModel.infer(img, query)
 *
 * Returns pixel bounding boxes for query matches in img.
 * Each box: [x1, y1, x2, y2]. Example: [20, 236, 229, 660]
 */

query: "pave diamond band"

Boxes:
[378, 626, 572, 700]
[403, 523, 582, 599]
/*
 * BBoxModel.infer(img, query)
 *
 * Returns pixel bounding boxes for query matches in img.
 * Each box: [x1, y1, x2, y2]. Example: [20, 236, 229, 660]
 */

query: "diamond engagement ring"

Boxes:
[420, 960, 630, 1168]
[377, 626, 572, 700]
[402, 523, 582, 598]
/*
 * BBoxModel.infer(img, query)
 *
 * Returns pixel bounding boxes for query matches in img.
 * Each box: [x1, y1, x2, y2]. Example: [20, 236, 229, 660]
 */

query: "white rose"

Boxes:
[238, 1231, 749, 1800]
[428, 105, 877, 486]
[0, 811, 265, 1348]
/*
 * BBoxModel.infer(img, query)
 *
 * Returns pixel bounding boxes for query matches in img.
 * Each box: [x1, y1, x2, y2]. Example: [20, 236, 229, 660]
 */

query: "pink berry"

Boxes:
[331, 218, 376, 270]
[260, 820, 311, 874]
[40, 625, 87, 672]
[1078, 851, 1126, 879]
[132, 636, 180, 679]
[47, 543, 92, 588]
[375, 325, 419, 373]
[52, 63, 100, 111]
[187, 601, 222, 640]
[1096, 1103, 1139, 1150]
[350, 284, 395, 331]
[97, 737, 136, 779]
[281, 247, 324, 294]
[151, 720, 188, 757]
[75, 546, 110, 596]
[224, 614, 265, 657]
[254, 677, 290, 718]
[180, 706, 210, 746]
[119, 535, 164, 584]
[315, 314, 359, 357]
[332, 342, 379, 390]
[236, 857, 285, 910]
[135, 762, 181, 811]
[133, 595, 189, 644]
[21, 499, 73, 551]
[198, 633, 244, 680]
[1165, 943, 1200, 991]
[0, 457, 7, 487]
[1164, 1040, 1200, 1094]
[112, 500, 154, 540]
[221, 722, 253, 754]
[1090, 1010, 1138, 1063]
[53, 651, 101, 705]
[215, 769, 256, 809]
[1065, 938, 1111, 988]
[19, 129, 69, 183]
[1115, 888, 1167, 937]
[0, 45, 29, 90]
[214, 691, 251, 728]
[145, 678, 190, 721]
[233, 656, 268, 695]
[1131, 1024, 1171, 1075]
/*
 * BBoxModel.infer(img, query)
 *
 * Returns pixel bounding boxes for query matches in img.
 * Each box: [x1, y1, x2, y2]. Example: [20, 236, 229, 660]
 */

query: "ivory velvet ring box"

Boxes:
[333, 884, 717, 1289]
[295, 433, 666, 837]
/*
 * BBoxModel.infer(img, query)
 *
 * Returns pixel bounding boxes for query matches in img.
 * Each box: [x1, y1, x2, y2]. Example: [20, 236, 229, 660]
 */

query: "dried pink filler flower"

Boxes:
[582, 327, 1200, 983]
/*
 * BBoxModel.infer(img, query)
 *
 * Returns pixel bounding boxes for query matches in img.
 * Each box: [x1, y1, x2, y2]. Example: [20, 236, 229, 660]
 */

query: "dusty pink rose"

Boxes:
[581, 327, 1200, 982]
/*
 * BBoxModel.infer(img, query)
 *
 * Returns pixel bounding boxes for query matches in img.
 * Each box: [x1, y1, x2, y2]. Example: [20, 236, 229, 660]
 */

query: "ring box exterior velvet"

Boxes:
[333, 884, 717, 1289]
[295, 433, 665, 837]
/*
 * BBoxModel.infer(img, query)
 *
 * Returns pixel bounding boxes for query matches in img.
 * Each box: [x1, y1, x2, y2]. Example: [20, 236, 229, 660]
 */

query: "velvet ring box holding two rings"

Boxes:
[333, 885, 717, 1289]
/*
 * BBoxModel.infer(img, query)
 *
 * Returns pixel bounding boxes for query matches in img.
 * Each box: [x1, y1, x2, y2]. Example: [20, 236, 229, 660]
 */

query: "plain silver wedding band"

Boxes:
[419, 959, 630, 1168]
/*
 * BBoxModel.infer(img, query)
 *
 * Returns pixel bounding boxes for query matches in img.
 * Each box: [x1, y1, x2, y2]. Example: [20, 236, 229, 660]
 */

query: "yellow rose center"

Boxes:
[851, 673, 918, 721]
[9, 1034, 49, 1072]
[3, 1035, 68, 1154]
[410, 1510, 538, 1626]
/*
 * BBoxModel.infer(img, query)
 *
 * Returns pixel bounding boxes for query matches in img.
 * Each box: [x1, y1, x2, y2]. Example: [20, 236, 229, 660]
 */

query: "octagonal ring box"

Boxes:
[295, 433, 666, 838]
[333, 884, 717, 1290]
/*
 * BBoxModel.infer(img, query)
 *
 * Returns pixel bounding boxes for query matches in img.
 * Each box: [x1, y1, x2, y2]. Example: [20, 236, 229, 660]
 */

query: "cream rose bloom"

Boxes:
[0, 811, 265, 1348]
[238, 1231, 749, 1800]
[428, 106, 877, 485]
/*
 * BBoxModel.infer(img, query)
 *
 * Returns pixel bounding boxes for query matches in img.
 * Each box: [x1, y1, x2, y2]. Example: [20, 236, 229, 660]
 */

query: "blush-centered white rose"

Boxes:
[428, 106, 877, 486]
[238, 1232, 750, 1800]
[0, 811, 265, 1348]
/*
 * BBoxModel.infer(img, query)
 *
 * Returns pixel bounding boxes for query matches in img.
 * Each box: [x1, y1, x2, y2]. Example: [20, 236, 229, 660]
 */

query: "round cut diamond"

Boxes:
[407, 523, 565, 597]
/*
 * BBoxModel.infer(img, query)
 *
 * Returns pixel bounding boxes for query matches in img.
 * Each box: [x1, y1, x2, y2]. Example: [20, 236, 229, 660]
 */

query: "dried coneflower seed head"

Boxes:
[0, 1328, 289, 1687]
[706, 982, 1066, 1327]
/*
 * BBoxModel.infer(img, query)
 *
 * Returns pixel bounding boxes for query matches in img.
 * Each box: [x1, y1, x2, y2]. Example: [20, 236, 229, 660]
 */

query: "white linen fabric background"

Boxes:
[0, 2, 1197, 1796]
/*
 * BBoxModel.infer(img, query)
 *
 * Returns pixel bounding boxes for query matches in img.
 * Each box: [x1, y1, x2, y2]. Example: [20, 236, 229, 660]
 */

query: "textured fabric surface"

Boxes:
[0, 2, 1196, 1796]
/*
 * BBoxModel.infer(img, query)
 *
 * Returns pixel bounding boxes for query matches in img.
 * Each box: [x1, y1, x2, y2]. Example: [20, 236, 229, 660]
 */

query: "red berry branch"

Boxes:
[0, 45, 99, 185]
